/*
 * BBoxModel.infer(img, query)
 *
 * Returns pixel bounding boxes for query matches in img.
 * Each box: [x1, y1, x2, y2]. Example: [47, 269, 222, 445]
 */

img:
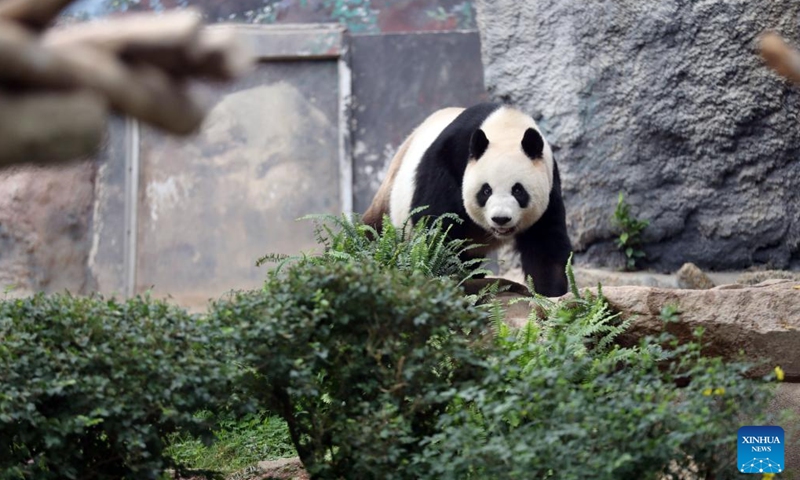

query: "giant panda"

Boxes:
[362, 102, 571, 297]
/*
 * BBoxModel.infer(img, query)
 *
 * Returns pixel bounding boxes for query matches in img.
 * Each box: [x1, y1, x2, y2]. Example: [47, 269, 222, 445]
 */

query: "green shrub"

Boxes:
[415, 278, 777, 479]
[233, 220, 777, 479]
[257, 209, 490, 285]
[0, 294, 239, 480]
[612, 192, 650, 271]
[210, 259, 489, 479]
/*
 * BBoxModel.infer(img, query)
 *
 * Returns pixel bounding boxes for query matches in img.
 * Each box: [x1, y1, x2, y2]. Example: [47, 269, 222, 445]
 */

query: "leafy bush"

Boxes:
[0, 294, 239, 480]
[232, 215, 778, 479]
[257, 209, 490, 285]
[612, 192, 650, 270]
[210, 259, 489, 479]
[415, 277, 778, 479]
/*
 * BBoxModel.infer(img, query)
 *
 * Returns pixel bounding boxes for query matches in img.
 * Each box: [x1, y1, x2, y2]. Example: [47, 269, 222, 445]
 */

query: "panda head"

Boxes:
[461, 108, 554, 240]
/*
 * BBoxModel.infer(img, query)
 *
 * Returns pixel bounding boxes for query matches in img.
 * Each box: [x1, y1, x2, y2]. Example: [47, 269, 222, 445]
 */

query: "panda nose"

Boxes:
[492, 216, 511, 226]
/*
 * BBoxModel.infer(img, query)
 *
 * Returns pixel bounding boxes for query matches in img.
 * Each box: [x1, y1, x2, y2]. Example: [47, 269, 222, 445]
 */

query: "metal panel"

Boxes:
[134, 61, 341, 306]
[87, 24, 347, 306]
[88, 116, 129, 297]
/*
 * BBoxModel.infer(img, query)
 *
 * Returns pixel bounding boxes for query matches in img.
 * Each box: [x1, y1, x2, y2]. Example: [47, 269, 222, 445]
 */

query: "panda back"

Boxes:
[389, 107, 464, 227]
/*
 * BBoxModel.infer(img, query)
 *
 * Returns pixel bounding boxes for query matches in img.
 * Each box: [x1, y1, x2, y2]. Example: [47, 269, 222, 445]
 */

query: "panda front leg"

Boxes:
[515, 220, 571, 297]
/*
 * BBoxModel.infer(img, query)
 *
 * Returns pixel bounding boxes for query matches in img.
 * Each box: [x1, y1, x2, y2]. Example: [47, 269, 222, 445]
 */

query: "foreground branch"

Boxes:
[0, 0, 76, 31]
[0, 90, 106, 167]
[44, 12, 253, 81]
[0, 19, 82, 90]
[43, 10, 205, 77]
[0, 0, 255, 168]
[52, 45, 206, 135]
[760, 32, 800, 84]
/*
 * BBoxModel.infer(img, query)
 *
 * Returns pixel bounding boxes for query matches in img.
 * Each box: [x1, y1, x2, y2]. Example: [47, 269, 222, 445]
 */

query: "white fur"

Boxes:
[462, 107, 554, 240]
[389, 108, 464, 227]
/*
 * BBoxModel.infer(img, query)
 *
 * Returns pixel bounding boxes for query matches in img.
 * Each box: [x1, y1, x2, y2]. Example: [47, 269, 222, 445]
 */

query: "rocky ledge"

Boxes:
[500, 277, 799, 380]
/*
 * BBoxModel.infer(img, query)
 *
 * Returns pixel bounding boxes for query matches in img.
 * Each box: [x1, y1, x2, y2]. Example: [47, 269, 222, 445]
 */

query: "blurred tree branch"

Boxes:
[0, 0, 254, 168]
[760, 31, 800, 85]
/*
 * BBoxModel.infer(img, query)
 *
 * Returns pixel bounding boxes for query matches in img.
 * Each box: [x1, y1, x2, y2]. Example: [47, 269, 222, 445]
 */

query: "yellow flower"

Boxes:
[763, 473, 776, 480]
[702, 388, 712, 396]
[713, 387, 725, 395]
[775, 366, 785, 382]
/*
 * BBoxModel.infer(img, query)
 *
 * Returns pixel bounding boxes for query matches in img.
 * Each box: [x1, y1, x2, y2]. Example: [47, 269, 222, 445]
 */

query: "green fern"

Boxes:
[257, 208, 490, 285]
[566, 251, 580, 298]
[495, 254, 665, 375]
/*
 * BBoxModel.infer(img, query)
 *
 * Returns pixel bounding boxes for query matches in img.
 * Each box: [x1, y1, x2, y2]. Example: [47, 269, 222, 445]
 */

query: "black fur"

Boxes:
[521, 128, 544, 160]
[409, 102, 571, 297]
[469, 129, 489, 160]
[511, 183, 529, 208]
[476, 183, 492, 207]
[515, 162, 571, 297]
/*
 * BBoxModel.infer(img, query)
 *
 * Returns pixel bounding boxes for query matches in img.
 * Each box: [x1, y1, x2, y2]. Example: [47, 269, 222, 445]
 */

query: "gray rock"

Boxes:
[497, 280, 800, 380]
[766, 383, 800, 472]
[257, 457, 308, 480]
[476, 0, 800, 273]
[675, 262, 715, 289]
[738, 269, 800, 285]
[502, 265, 678, 289]
[604, 280, 800, 379]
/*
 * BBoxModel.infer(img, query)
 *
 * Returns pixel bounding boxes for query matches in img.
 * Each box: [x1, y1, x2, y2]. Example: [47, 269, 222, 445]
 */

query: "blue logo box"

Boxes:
[738, 426, 785, 474]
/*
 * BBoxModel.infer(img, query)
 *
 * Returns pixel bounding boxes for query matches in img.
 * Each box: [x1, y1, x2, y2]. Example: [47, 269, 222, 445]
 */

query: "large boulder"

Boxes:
[476, 0, 800, 272]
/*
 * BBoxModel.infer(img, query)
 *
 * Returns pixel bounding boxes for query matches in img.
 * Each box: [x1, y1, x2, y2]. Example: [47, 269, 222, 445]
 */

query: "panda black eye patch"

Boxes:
[477, 183, 492, 207]
[512, 183, 530, 208]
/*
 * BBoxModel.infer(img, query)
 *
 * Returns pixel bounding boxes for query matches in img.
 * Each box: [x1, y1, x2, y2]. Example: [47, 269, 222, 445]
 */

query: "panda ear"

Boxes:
[470, 129, 489, 160]
[521, 128, 545, 160]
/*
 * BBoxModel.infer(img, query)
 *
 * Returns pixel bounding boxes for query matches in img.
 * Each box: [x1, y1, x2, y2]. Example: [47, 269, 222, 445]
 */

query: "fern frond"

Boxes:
[566, 252, 579, 299]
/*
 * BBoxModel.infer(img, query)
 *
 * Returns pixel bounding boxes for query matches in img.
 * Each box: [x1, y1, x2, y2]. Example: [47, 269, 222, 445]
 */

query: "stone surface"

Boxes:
[135, 64, 341, 308]
[502, 264, 796, 291]
[257, 457, 309, 480]
[766, 383, 800, 471]
[0, 162, 96, 296]
[604, 280, 800, 379]
[476, 0, 800, 273]
[738, 269, 800, 285]
[497, 279, 800, 380]
[675, 262, 715, 290]
[503, 265, 680, 289]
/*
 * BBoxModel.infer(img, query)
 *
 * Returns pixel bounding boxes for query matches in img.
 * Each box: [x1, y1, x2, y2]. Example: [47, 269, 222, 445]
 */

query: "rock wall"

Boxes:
[477, 0, 800, 272]
[0, 162, 96, 296]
